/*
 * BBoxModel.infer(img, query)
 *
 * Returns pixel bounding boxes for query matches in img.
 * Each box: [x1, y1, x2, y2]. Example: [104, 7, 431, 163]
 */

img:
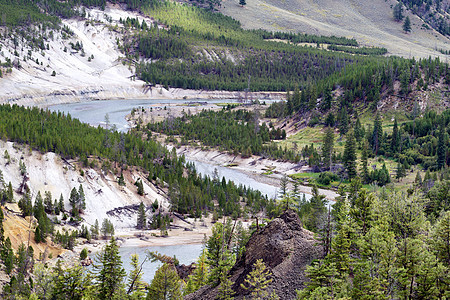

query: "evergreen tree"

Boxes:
[403, 16, 411, 33]
[137, 202, 147, 229]
[53, 261, 86, 300]
[217, 272, 235, 300]
[437, 126, 446, 169]
[95, 237, 126, 299]
[239, 0, 246, 6]
[415, 171, 422, 186]
[44, 191, 53, 214]
[78, 185, 86, 211]
[147, 263, 182, 300]
[396, 162, 406, 181]
[393, 2, 404, 21]
[322, 127, 334, 170]
[360, 141, 370, 183]
[430, 211, 450, 266]
[343, 129, 357, 179]
[91, 219, 100, 239]
[279, 174, 289, 200]
[184, 249, 209, 295]
[391, 118, 399, 153]
[58, 193, 64, 212]
[127, 254, 147, 298]
[240, 259, 273, 299]
[206, 221, 235, 285]
[18, 190, 32, 217]
[118, 172, 125, 186]
[372, 113, 383, 154]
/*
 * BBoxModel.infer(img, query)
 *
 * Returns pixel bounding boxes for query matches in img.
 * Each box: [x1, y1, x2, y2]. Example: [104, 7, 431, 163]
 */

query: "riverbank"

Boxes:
[1, 84, 286, 108]
[176, 146, 339, 200]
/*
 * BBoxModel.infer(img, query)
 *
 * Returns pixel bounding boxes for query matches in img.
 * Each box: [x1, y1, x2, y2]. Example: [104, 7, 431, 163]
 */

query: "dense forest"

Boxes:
[147, 108, 300, 161]
[0, 104, 268, 218]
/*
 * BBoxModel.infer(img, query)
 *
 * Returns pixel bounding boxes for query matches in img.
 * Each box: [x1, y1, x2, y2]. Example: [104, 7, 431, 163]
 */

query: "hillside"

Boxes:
[220, 0, 450, 58]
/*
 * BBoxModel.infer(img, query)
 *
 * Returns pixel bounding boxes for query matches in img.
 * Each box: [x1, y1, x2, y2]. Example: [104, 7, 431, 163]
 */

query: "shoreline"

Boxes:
[1, 85, 286, 108]
[175, 146, 339, 200]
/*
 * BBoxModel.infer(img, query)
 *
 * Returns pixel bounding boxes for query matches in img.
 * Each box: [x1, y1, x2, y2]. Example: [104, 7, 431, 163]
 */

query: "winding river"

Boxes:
[49, 98, 307, 281]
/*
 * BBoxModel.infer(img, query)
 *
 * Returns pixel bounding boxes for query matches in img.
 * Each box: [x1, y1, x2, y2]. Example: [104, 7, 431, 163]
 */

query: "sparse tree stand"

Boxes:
[239, 0, 246, 6]
[403, 16, 411, 33]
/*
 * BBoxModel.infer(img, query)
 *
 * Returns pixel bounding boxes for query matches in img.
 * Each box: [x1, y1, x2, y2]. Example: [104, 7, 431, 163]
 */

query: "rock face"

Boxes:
[185, 210, 322, 299]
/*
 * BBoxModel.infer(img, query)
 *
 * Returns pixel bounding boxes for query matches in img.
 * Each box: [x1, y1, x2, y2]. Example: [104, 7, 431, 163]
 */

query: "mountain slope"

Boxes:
[220, 0, 449, 58]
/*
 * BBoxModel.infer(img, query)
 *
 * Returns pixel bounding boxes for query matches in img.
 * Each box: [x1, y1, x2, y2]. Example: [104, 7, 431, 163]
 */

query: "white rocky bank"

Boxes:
[0, 141, 166, 231]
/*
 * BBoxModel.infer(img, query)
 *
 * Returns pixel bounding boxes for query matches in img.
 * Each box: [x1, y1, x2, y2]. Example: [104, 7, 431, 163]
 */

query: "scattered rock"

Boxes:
[81, 257, 93, 266]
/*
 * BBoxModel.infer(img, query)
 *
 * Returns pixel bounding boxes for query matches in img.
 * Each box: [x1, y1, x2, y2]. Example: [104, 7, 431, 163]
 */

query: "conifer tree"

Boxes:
[403, 16, 411, 33]
[372, 113, 383, 154]
[95, 237, 126, 299]
[217, 272, 235, 300]
[127, 254, 147, 298]
[360, 141, 370, 183]
[58, 193, 64, 212]
[391, 118, 399, 153]
[239, 0, 246, 6]
[343, 129, 357, 179]
[393, 3, 404, 21]
[137, 202, 147, 229]
[322, 127, 334, 170]
[437, 126, 446, 169]
[147, 263, 182, 300]
[185, 249, 209, 294]
[241, 259, 273, 299]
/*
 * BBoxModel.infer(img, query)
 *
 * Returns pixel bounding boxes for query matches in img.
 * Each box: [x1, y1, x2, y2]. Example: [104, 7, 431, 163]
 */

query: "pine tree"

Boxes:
[343, 129, 357, 179]
[322, 127, 334, 170]
[279, 174, 289, 200]
[391, 118, 399, 153]
[44, 191, 53, 214]
[431, 211, 450, 265]
[53, 261, 86, 300]
[137, 202, 147, 229]
[78, 184, 86, 211]
[403, 16, 411, 33]
[415, 171, 422, 186]
[372, 113, 383, 154]
[127, 254, 147, 298]
[393, 2, 404, 21]
[437, 126, 446, 169]
[241, 259, 273, 299]
[206, 222, 235, 285]
[217, 272, 235, 300]
[118, 172, 125, 186]
[95, 237, 126, 299]
[58, 193, 64, 212]
[147, 263, 182, 300]
[91, 219, 100, 239]
[69, 187, 79, 216]
[360, 141, 370, 183]
[185, 249, 209, 294]
[239, 0, 246, 6]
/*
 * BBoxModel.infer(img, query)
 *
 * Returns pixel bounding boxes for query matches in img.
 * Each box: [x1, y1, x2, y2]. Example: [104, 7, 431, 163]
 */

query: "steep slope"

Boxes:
[185, 210, 322, 299]
[0, 141, 166, 231]
[220, 0, 450, 58]
[0, 5, 150, 105]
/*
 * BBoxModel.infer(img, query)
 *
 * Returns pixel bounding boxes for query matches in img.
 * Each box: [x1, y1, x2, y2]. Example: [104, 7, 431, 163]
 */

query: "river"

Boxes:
[49, 98, 306, 281]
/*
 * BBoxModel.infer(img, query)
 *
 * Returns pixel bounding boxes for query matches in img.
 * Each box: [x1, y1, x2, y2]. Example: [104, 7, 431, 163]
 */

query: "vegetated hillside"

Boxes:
[220, 0, 449, 59]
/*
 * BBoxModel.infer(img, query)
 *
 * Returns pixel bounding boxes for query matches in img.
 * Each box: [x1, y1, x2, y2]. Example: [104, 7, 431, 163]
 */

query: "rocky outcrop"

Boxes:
[185, 210, 322, 299]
